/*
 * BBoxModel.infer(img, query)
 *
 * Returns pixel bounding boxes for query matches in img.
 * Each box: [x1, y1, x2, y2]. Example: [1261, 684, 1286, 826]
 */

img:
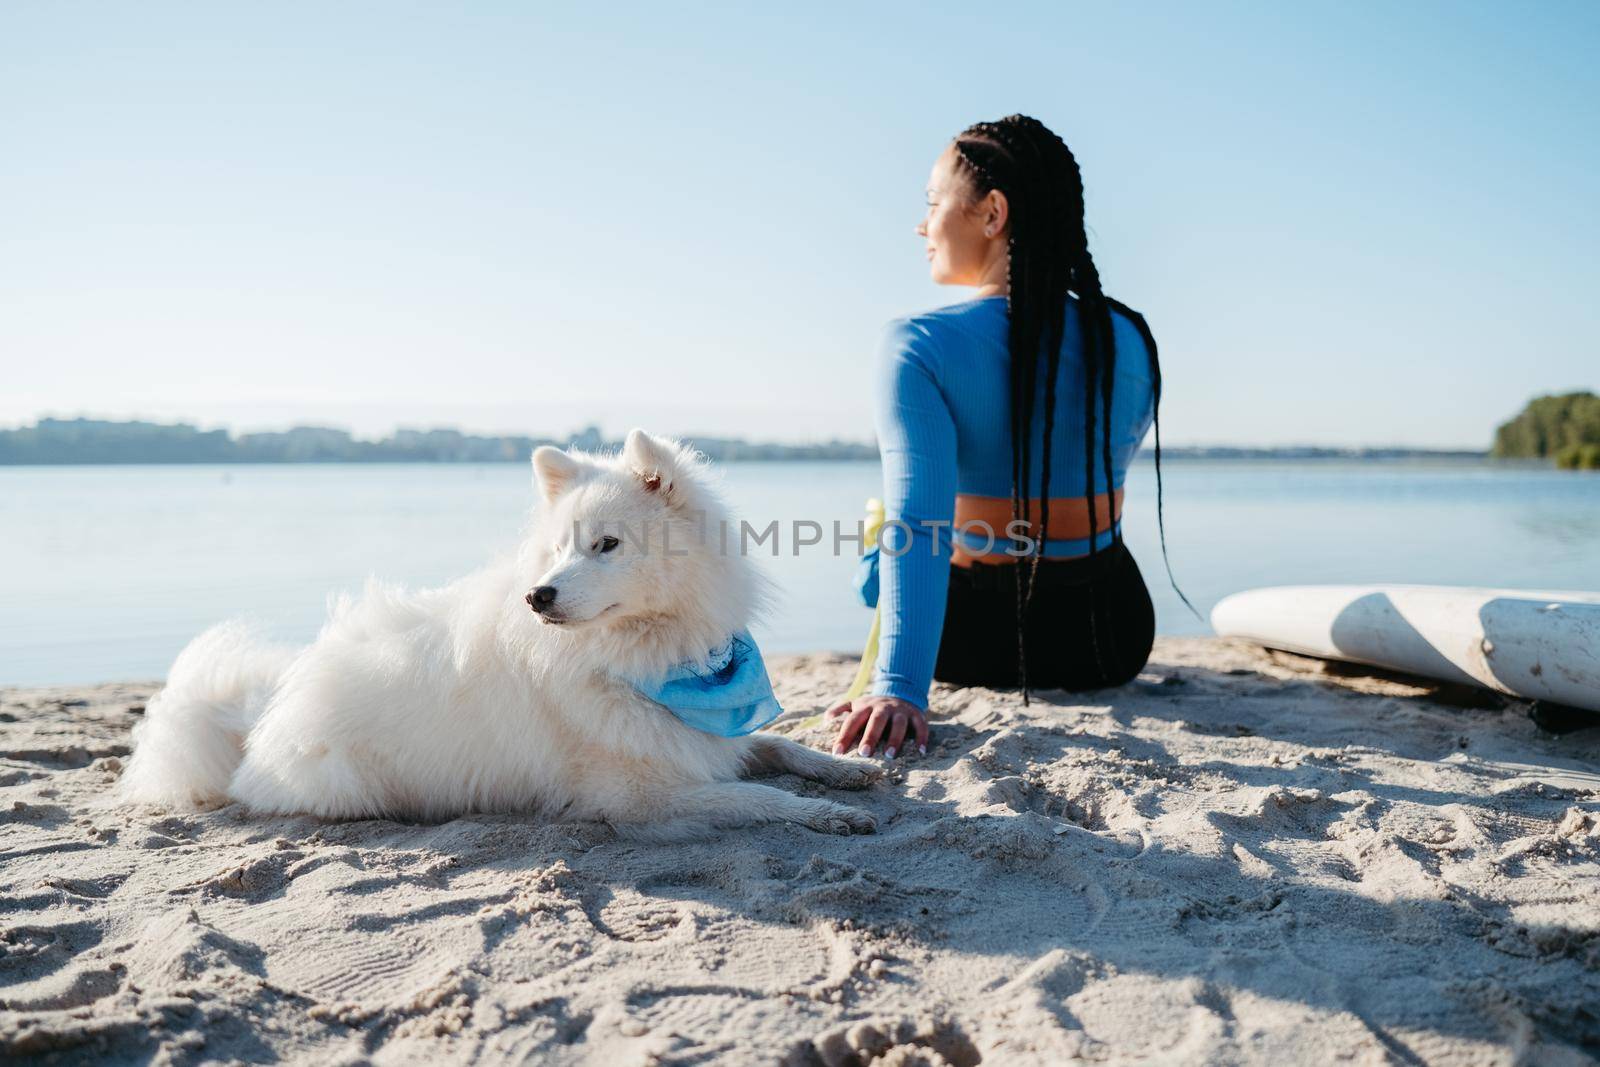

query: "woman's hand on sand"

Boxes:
[825, 695, 929, 759]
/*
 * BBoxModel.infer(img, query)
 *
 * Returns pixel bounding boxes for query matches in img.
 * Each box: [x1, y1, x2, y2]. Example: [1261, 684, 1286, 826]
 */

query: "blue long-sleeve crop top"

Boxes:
[865, 293, 1158, 709]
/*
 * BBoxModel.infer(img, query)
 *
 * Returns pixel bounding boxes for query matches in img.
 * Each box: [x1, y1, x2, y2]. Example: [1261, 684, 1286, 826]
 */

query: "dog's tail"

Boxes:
[119, 621, 297, 809]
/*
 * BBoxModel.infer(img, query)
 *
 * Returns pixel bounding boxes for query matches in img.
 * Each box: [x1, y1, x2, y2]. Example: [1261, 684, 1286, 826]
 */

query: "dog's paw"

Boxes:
[807, 802, 876, 836]
[822, 759, 884, 791]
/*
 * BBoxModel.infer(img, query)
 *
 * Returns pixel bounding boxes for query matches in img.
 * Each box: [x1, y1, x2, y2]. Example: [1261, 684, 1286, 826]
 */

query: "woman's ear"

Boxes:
[621, 428, 676, 496]
[532, 446, 583, 503]
[985, 189, 1009, 238]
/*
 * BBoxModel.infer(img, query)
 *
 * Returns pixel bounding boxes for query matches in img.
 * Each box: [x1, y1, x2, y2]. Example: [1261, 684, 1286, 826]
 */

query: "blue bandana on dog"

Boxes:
[627, 630, 784, 737]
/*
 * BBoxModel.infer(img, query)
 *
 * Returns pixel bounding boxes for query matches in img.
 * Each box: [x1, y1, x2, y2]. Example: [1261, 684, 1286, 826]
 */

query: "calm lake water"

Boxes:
[2, 459, 1597, 685]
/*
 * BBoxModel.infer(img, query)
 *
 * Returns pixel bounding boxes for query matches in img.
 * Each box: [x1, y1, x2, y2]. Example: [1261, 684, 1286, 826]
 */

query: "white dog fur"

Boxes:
[119, 430, 879, 838]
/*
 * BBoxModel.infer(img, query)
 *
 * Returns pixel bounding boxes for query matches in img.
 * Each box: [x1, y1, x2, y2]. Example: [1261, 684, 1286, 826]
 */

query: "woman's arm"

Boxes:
[830, 317, 955, 758]
[870, 317, 958, 708]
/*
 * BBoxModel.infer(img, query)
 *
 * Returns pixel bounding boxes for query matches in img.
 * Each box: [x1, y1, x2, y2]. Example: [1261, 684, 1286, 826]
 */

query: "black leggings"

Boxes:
[932, 540, 1155, 692]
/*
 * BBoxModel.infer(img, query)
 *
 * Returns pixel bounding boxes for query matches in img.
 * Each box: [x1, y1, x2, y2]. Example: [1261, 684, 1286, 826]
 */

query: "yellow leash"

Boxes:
[798, 498, 885, 731]
[842, 497, 886, 704]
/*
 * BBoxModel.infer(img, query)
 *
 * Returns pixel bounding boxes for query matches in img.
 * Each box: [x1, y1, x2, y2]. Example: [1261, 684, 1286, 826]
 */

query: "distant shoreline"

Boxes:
[0, 451, 1504, 466]
[0, 417, 1501, 466]
[0, 449, 1502, 467]
[1150, 446, 1491, 462]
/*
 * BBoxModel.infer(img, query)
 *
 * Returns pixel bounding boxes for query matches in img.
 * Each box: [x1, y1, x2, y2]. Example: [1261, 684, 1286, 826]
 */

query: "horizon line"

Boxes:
[0, 414, 1502, 457]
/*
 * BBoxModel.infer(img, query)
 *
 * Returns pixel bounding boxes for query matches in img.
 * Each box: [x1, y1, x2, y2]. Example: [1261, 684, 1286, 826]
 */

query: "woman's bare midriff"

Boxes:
[950, 490, 1123, 566]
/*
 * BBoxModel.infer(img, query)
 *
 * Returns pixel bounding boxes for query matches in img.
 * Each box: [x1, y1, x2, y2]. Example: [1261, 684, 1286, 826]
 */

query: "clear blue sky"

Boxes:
[3, 2, 1595, 447]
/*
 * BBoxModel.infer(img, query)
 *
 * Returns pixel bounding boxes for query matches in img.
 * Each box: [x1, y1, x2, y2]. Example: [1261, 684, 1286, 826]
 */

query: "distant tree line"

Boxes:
[0, 418, 879, 465]
[1148, 446, 1485, 461]
[1492, 392, 1600, 470]
[4, 416, 1559, 467]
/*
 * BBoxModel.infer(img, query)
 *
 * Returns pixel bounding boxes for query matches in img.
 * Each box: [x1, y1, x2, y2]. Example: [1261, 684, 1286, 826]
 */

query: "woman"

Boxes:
[829, 114, 1182, 760]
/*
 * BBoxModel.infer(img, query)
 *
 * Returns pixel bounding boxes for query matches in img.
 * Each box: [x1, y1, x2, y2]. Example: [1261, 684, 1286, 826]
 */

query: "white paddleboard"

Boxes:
[1211, 585, 1600, 713]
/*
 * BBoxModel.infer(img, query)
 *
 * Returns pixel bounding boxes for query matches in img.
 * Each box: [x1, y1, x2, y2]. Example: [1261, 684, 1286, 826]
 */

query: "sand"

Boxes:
[2, 637, 1597, 1065]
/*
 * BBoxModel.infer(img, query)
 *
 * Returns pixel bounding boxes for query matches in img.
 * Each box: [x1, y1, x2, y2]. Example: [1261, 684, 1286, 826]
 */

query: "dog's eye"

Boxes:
[597, 536, 620, 554]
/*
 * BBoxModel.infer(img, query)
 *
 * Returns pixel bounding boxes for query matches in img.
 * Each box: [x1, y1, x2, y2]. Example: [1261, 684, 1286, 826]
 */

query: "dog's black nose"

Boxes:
[527, 585, 558, 610]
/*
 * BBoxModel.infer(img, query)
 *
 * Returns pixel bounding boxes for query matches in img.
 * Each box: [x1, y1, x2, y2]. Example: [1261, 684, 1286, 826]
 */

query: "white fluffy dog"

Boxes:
[119, 430, 879, 837]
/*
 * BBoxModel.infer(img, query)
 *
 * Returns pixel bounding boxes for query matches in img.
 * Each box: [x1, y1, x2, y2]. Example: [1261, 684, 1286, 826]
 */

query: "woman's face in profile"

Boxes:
[916, 147, 998, 287]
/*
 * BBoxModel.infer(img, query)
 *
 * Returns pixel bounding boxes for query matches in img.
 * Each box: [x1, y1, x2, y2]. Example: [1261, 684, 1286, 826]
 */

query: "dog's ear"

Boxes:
[621, 428, 677, 497]
[532, 446, 584, 503]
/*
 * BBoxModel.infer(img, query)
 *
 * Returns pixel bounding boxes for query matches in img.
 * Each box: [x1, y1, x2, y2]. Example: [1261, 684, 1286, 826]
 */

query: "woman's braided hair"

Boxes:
[951, 114, 1191, 702]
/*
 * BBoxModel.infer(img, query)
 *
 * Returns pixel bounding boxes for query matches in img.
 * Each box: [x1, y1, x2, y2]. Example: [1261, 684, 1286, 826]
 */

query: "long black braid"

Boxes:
[952, 115, 1193, 703]
[1107, 295, 1200, 621]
